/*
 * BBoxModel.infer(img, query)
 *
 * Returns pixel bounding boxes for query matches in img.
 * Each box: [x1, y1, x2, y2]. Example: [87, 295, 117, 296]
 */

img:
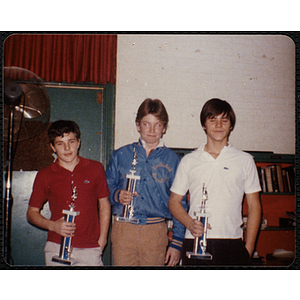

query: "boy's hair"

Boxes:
[135, 98, 169, 130]
[48, 120, 81, 145]
[200, 98, 236, 131]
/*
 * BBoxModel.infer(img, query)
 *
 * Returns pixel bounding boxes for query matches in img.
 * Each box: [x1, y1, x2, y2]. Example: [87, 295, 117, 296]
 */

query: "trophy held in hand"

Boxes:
[186, 184, 212, 260]
[116, 147, 140, 224]
[52, 183, 80, 265]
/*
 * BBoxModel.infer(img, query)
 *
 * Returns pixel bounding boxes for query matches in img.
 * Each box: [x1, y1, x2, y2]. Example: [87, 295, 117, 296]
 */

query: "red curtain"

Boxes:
[4, 34, 117, 85]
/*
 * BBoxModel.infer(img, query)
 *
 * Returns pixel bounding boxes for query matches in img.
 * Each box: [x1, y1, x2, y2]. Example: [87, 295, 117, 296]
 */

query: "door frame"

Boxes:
[44, 82, 115, 168]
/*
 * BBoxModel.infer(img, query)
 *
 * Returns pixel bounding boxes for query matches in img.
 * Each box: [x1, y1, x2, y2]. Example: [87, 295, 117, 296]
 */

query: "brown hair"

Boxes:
[135, 98, 169, 130]
[200, 98, 236, 131]
[48, 120, 81, 146]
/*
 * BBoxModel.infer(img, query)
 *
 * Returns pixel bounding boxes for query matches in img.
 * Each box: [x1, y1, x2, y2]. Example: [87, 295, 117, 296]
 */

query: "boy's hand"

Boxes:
[118, 189, 139, 206]
[53, 217, 76, 237]
[98, 236, 107, 251]
[188, 219, 211, 237]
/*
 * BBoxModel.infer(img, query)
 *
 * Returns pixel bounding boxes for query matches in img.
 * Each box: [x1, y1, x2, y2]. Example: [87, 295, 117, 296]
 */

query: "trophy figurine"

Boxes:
[186, 184, 212, 260]
[116, 147, 140, 224]
[52, 183, 80, 265]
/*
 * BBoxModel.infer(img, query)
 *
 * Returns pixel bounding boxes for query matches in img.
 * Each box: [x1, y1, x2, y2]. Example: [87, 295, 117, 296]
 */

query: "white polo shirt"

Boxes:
[170, 143, 261, 239]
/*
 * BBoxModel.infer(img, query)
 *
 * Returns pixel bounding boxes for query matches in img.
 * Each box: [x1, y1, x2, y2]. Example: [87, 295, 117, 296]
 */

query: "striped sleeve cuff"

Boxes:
[113, 189, 120, 203]
[169, 235, 184, 251]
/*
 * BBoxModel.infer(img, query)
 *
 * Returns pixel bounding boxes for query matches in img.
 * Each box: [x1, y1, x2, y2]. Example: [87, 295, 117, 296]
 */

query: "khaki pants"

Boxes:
[111, 220, 169, 266]
[44, 241, 104, 266]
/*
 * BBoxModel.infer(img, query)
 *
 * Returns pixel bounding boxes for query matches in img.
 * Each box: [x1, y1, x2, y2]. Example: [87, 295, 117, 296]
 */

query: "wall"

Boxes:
[115, 34, 295, 154]
[8, 171, 49, 266]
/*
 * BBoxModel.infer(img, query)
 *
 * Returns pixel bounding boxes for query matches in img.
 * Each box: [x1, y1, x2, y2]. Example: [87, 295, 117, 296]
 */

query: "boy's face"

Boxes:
[50, 132, 80, 166]
[136, 113, 166, 148]
[203, 113, 232, 143]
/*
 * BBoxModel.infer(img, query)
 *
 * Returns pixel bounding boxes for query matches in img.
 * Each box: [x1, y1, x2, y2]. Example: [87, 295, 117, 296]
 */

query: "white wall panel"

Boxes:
[115, 34, 295, 154]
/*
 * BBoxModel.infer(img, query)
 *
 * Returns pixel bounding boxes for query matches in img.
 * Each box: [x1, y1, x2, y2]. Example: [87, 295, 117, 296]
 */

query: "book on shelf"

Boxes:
[264, 166, 274, 192]
[257, 167, 267, 193]
[257, 164, 295, 193]
[283, 165, 295, 193]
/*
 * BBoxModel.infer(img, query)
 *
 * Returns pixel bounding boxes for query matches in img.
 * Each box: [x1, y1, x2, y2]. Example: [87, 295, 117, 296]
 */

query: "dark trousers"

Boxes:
[181, 238, 251, 266]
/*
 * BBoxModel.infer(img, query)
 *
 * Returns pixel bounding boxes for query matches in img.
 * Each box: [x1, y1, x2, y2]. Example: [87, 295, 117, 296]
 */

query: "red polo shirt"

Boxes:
[29, 156, 110, 248]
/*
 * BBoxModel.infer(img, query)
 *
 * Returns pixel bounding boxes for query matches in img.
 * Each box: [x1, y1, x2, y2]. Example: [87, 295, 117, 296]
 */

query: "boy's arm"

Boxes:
[168, 192, 204, 237]
[27, 206, 75, 237]
[169, 192, 189, 228]
[165, 193, 188, 266]
[105, 154, 122, 206]
[245, 192, 261, 257]
[97, 197, 111, 250]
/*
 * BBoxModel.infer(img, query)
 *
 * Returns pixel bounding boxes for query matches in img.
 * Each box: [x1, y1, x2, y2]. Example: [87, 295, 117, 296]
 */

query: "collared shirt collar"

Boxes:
[139, 138, 164, 150]
[197, 142, 232, 160]
[51, 156, 85, 172]
[198, 142, 231, 151]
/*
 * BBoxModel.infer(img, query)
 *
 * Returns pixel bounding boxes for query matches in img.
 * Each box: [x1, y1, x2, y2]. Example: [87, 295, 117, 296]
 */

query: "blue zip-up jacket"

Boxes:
[106, 139, 187, 251]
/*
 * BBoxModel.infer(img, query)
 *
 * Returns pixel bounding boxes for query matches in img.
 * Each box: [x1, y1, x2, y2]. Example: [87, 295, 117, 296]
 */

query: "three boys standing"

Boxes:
[27, 98, 261, 266]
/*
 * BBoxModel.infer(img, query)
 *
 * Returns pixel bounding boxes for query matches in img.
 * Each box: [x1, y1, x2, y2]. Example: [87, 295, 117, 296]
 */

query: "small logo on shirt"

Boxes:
[84, 180, 90, 184]
[152, 162, 172, 183]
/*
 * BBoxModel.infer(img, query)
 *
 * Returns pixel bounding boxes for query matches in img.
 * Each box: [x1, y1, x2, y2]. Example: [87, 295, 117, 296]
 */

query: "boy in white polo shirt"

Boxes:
[169, 98, 261, 265]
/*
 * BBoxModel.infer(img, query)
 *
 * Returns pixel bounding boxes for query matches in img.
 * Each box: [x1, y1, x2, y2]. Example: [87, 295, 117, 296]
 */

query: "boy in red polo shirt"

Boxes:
[27, 120, 110, 266]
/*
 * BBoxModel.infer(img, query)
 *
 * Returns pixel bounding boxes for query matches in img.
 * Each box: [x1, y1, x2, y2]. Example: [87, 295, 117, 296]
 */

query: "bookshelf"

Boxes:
[243, 152, 295, 266]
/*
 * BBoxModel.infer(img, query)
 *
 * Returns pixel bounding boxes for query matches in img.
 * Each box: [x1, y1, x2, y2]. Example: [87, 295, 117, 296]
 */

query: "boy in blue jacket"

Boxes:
[106, 98, 186, 266]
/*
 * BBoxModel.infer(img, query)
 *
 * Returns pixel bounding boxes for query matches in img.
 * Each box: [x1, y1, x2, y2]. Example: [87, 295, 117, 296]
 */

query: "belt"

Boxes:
[114, 215, 165, 225]
[146, 217, 165, 224]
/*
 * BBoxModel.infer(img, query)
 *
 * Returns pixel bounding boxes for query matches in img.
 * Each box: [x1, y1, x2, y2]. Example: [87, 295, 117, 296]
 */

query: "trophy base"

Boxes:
[116, 216, 139, 224]
[52, 255, 74, 265]
[186, 251, 213, 260]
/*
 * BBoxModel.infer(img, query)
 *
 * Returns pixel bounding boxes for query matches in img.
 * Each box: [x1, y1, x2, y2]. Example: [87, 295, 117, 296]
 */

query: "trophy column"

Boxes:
[116, 147, 140, 224]
[52, 184, 80, 265]
[186, 184, 212, 260]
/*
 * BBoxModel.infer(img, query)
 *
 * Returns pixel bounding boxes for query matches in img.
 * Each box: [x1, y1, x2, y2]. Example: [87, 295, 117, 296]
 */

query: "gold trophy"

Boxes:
[186, 184, 212, 260]
[116, 147, 140, 224]
[52, 183, 80, 265]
